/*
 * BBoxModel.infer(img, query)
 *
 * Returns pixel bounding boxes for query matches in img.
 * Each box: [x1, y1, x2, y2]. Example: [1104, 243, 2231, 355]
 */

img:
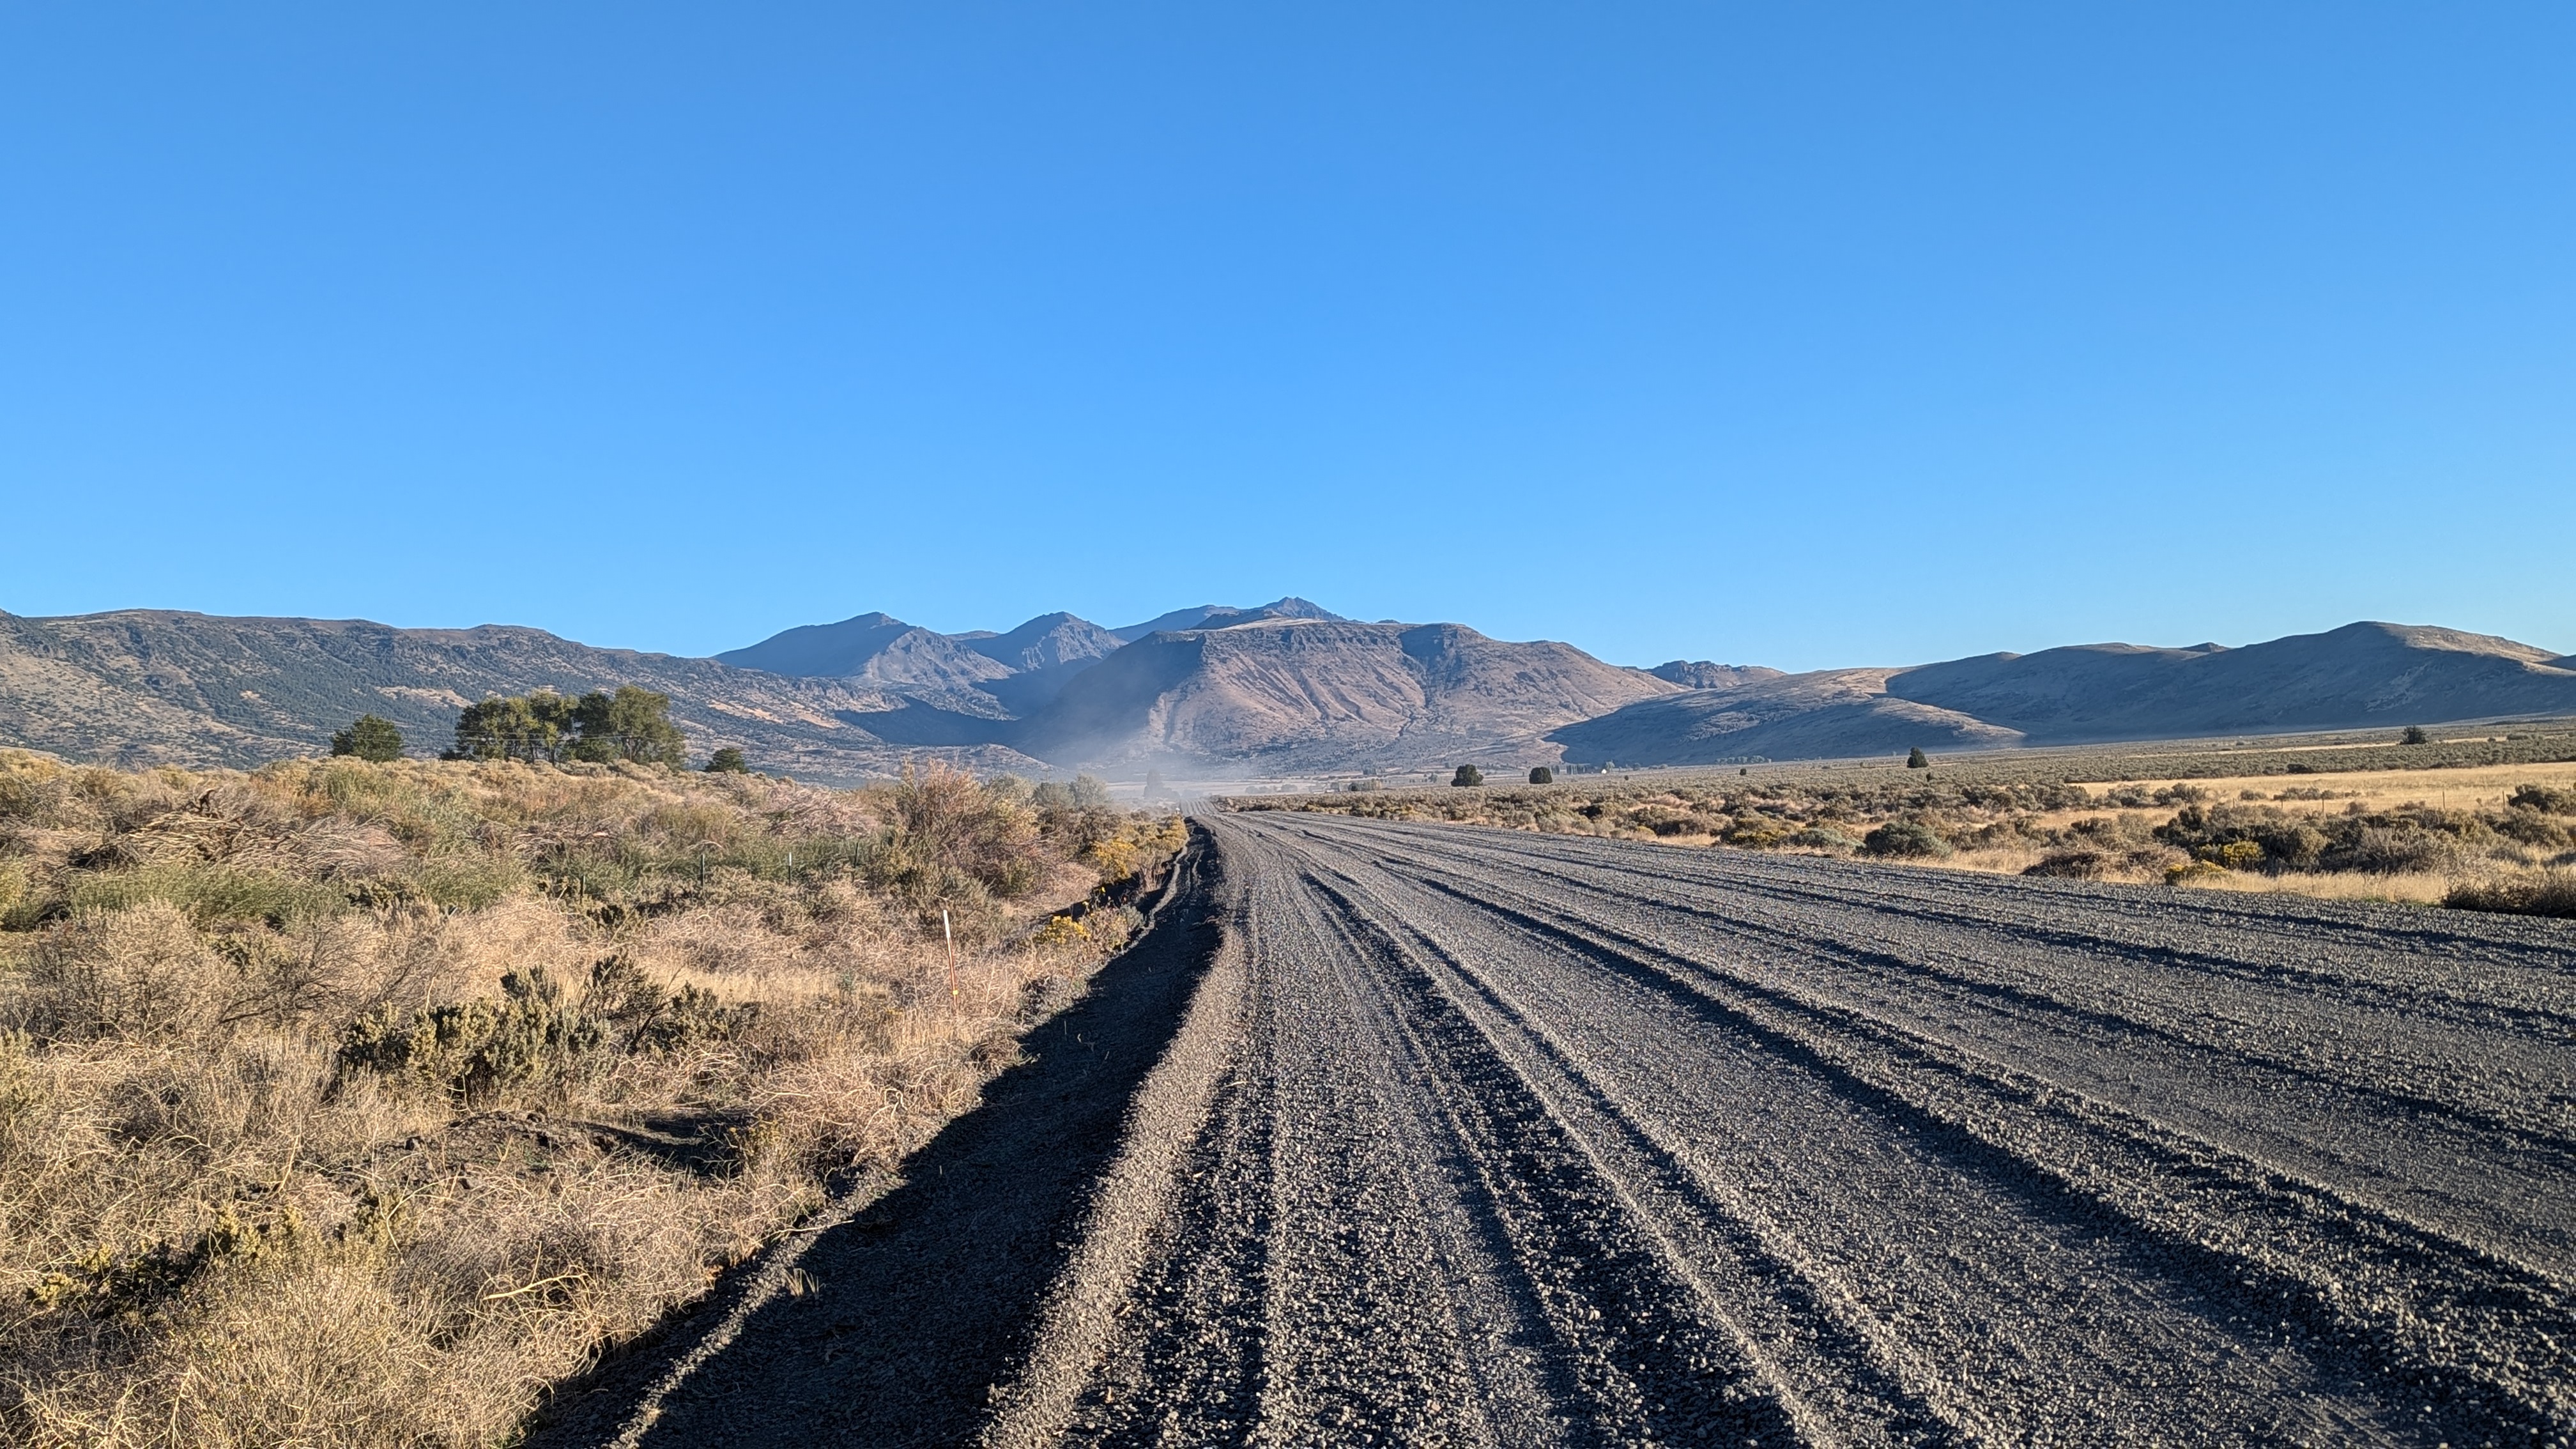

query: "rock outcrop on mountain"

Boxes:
[1106, 597, 1344, 643]
[1648, 661, 1785, 690]
[0, 610, 1037, 782]
[1554, 622, 2576, 766]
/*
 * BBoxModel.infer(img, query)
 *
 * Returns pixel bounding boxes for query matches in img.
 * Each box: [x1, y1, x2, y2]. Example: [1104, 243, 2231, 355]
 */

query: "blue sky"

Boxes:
[3, 4, 2570, 671]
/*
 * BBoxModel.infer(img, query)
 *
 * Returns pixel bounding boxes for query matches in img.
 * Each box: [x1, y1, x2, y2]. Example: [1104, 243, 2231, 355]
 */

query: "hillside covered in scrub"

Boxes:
[0, 750, 1184, 1446]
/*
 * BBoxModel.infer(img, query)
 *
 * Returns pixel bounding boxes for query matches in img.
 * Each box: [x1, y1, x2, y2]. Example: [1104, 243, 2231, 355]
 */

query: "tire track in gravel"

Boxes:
[1305, 818, 2576, 1277]
[556, 813, 2576, 1446]
[1019, 812, 2566, 1448]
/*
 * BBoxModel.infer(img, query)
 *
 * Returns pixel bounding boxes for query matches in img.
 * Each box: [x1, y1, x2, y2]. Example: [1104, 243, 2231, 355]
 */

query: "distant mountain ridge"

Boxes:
[717, 601, 1664, 770]
[5, 605, 2570, 779]
[0, 610, 1040, 783]
[1552, 622, 2576, 766]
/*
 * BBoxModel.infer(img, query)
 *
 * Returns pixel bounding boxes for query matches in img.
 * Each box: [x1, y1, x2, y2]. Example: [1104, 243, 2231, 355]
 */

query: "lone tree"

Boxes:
[1528, 766, 1554, 785]
[705, 747, 749, 773]
[1452, 764, 1483, 787]
[2400, 725, 2431, 746]
[330, 714, 404, 762]
[1906, 747, 1931, 769]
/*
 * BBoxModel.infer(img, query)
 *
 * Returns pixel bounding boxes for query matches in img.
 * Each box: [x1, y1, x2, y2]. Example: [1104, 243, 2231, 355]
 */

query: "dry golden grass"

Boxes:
[2103, 760, 2576, 816]
[1241, 753, 2576, 912]
[0, 751, 1185, 1446]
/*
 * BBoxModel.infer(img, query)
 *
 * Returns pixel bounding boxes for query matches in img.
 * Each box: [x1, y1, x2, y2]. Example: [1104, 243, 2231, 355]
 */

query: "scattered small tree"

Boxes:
[570, 687, 687, 765]
[330, 714, 404, 762]
[1452, 765, 1483, 788]
[1906, 747, 1931, 769]
[1528, 766, 1554, 785]
[2400, 725, 2431, 746]
[705, 747, 749, 774]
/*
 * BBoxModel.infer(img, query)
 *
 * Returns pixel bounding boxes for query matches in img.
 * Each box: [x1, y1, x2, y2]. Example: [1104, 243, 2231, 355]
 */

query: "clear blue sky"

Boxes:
[3, 4, 2570, 671]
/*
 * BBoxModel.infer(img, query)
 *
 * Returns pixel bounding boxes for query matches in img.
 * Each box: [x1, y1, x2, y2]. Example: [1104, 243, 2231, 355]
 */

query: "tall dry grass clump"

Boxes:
[0, 750, 1184, 1446]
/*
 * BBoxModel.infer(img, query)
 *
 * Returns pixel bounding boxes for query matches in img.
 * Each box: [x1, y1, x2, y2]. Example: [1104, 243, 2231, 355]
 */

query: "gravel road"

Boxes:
[558, 816, 2576, 1447]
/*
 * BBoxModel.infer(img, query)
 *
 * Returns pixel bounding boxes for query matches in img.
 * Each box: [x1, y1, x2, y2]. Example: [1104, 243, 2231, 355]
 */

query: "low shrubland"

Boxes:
[0, 751, 1184, 1446]
[1233, 744, 2576, 916]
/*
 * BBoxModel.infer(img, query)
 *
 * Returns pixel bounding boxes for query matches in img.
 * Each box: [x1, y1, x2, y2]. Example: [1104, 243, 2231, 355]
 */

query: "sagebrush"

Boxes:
[0, 751, 1183, 1446]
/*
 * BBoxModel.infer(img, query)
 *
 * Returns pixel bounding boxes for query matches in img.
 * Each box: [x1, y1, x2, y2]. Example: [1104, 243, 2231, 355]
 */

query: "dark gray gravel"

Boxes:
[547, 816, 2576, 1447]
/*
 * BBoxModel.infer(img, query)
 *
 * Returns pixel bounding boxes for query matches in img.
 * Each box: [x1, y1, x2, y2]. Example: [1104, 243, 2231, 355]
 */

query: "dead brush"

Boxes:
[0, 749, 1187, 1447]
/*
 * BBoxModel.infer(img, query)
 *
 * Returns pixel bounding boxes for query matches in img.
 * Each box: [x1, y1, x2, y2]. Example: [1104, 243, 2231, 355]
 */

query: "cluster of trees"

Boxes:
[331, 693, 757, 773]
[445, 687, 689, 766]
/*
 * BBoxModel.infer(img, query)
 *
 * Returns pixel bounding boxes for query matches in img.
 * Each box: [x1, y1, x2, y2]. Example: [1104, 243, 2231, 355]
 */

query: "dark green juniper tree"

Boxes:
[570, 687, 687, 765]
[1528, 766, 1554, 785]
[448, 686, 686, 765]
[1452, 765, 1484, 787]
[1906, 747, 1931, 769]
[330, 714, 404, 762]
[705, 747, 749, 774]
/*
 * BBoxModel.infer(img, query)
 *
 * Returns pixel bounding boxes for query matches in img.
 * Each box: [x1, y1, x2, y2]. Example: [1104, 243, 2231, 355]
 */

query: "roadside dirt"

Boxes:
[544, 815, 2576, 1446]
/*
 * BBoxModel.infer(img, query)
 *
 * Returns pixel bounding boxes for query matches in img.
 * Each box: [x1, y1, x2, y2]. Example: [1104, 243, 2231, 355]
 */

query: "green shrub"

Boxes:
[329, 715, 404, 762]
[67, 862, 349, 925]
[1528, 767, 1554, 785]
[2024, 849, 2109, 878]
[1451, 765, 1483, 788]
[705, 747, 750, 774]
[2401, 725, 2431, 745]
[2508, 784, 2576, 815]
[1862, 822, 1951, 858]
[1906, 747, 1930, 769]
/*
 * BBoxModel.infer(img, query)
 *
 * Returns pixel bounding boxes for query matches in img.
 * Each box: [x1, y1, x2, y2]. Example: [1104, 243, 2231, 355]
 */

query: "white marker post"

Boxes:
[943, 907, 958, 1002]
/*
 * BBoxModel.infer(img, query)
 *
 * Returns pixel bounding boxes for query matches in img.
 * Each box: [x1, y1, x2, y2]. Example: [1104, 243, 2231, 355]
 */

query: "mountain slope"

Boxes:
[1552, 670, 2021, 765]
[1649, 661, 1786, 690]
[713, 612, 1011, 694]
[1107, 597, 1344, 643]
[1017, 618, 1677, 769]
[0, 610, 1038, 781]
[1556, 621, 2576, 765]
[1888, 622, 2576, 741]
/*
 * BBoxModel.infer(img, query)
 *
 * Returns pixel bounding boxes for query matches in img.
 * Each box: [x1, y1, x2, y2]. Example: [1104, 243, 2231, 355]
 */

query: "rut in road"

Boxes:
[988, 814, 2573, 1448]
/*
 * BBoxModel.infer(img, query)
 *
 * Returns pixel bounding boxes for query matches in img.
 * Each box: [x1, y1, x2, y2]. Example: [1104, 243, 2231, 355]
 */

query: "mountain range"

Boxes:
[1, 601, 2569, 781]
[1549, 622, 2576, 766]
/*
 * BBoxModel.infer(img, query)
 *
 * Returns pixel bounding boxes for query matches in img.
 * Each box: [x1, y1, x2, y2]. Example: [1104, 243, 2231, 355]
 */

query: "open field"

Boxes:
[544, 813, 2575, 1445]
[1231, 725, 2576, 914]
[0, 751, 1182, 1446]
